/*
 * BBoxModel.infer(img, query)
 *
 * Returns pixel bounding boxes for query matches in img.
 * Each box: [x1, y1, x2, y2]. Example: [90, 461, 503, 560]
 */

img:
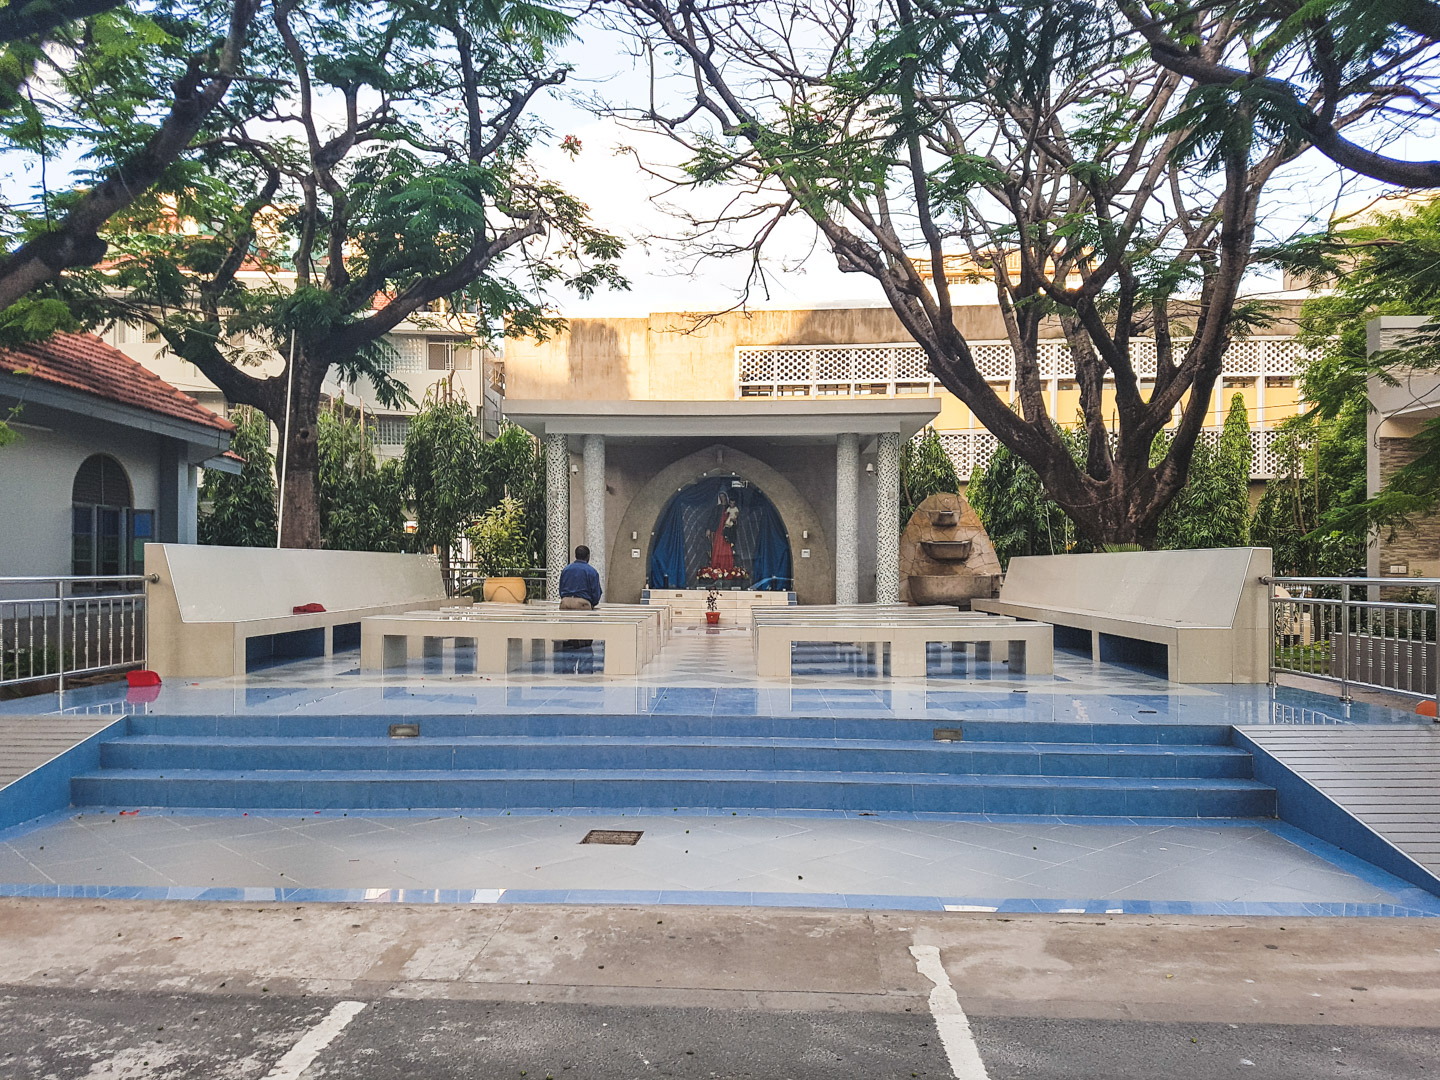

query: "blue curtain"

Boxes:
[648, 476, 793, 591]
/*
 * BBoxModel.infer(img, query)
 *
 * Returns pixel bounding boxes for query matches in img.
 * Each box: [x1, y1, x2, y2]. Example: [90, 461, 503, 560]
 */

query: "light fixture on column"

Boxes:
[865, 462, 875, 473]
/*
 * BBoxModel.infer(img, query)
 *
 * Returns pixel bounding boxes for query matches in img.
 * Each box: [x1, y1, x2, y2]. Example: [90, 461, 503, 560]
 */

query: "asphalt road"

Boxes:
[1, 899, 1438, 1078]
[2, 987, 1439, 1079]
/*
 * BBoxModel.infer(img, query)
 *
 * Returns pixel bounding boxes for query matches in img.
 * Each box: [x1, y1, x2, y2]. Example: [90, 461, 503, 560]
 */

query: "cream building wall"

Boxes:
[506, 301, 1311, 482]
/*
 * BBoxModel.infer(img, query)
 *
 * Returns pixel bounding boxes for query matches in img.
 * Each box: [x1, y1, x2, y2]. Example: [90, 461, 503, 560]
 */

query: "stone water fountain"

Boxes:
[898, 492, 1002, 608]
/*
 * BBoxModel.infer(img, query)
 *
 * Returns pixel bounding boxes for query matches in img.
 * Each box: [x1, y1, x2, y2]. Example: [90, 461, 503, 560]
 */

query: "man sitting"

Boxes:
[557, 545, 602, 671]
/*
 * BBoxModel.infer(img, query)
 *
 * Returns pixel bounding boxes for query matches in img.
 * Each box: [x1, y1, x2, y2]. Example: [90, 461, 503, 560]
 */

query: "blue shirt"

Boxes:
[559, 560, 602, 607]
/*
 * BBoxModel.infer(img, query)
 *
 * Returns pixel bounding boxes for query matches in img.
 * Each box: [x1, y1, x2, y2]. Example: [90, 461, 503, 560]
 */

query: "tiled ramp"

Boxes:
[1237, 724, 1440, 891]
[0, 716, 116, 787]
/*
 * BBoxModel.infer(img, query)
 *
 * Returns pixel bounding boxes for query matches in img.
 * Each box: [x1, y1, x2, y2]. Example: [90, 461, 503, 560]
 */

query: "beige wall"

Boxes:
[507, 306, 1018, 402]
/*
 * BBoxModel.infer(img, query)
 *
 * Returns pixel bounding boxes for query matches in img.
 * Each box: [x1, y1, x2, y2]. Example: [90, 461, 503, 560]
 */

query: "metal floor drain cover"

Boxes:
[933, 728, 964, 742]
[581, 830, 643, 846]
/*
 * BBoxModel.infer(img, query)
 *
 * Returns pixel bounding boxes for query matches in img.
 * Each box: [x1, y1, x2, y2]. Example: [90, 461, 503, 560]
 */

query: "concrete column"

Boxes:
[835, 433, 859, 605]
[875, 431, 901, 604]
[544, 432, 570, 600]
[582, 434, 606, 587]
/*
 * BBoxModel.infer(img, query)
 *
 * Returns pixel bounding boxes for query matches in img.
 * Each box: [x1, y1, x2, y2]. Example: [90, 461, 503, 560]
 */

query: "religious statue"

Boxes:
[708, 493, 739, 570]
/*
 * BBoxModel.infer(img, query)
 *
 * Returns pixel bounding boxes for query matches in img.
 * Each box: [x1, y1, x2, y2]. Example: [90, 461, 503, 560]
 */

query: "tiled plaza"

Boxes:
[0, 627, 1434, 915]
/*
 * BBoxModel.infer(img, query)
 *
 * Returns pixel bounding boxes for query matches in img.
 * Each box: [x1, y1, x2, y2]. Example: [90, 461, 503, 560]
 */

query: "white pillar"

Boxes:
[582, 433, 606, 588]
[876, 431, 901, 604]
[835, 432, 859, 605]
[544, 432, 570, 601]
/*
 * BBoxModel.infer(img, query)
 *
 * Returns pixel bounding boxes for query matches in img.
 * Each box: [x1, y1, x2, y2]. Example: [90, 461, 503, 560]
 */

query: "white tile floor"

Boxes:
[0, 810, 1410, 905]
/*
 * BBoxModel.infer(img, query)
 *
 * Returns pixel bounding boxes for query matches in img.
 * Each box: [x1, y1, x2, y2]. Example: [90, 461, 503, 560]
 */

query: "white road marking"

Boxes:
[944, 904, 997, 913]
[262, 1000, 367, 1080]
[910, 944, 991, 1080]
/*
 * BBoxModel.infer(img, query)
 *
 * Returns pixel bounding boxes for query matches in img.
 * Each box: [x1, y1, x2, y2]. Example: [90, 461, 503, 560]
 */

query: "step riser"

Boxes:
[71, 777, 1276, 818]
[122, 715, 1236, 746]
[98, 743, 1252, 779]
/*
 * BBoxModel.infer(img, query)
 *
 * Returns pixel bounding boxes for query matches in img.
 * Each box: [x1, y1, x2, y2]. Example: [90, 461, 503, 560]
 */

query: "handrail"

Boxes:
[0, 575, 148, 585]
[1267, 574, 1440, 716]
[1, 575, 149, 693]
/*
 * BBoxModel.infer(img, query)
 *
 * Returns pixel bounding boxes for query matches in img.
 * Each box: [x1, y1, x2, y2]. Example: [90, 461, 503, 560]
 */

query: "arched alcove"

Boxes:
[648, 475, 793, 591]
[608, 443, 833, 603]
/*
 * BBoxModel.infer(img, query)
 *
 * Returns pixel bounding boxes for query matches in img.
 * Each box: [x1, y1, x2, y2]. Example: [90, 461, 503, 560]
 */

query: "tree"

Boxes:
[478, 420, 546, 569]
[87, 0, 624, 547]
[1122, 0, 1440, 189]
[900, 427, 961, 528]
[199, 405, 277, 546]
[0, 0, 259, 322]
[1249, 400, 1367, 576]
[317, 405, 406, 552]
[1153, 392, 1252, 549]
[1277, 199, 1440, 536]
[611, 0, 1322, 546]
[967, 429, 1091, 569]
[401, 385, 485, 579]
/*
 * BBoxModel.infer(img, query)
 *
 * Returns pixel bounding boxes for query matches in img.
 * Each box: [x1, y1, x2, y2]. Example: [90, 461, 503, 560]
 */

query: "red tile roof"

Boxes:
[1, 332, 233, 434]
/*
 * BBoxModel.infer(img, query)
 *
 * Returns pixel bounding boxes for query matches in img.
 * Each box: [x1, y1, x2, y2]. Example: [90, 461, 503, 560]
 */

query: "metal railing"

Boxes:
[1267, 576, 1440, 710]
[0, 575, 147, 692]
[443, 563, 547, 601]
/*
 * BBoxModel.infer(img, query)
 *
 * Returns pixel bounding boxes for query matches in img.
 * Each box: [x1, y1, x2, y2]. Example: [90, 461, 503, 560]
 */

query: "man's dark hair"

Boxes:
[575, 545, 590, 562]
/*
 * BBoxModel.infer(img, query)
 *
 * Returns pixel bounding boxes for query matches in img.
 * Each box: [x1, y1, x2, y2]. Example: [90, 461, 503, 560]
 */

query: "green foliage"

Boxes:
[1270, 199, 1440, 537]
[199, 406, 276, 547]
[900, 427, 961, 529]
[0, 401, 21, 449]
[967, 429, 1091, 570]
[400, 388, 485, 568]
[1154, 394, 1253, 550]
[478, 420, 546, 568]
[317, 407, 406, 552]
[466, 496, 535, 575]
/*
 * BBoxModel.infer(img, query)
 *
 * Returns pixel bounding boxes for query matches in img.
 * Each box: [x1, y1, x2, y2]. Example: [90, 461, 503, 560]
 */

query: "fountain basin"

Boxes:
[920, 540, 973, 562]
[909, 573, 997, 608]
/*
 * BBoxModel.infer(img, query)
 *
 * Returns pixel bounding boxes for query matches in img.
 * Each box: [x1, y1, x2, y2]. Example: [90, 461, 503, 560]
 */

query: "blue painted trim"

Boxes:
[0, 718, 126, 831]
[0, 881, 1433, 917]
[1233, 729, 1440, 899]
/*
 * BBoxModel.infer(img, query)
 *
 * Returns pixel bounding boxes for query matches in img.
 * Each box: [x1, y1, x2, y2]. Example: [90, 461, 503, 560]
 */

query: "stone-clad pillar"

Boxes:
[545, 432, 570, 600]
[835, 433, 859, 605]
[875, 431, 901, 604]
[582, 434, 606, 589]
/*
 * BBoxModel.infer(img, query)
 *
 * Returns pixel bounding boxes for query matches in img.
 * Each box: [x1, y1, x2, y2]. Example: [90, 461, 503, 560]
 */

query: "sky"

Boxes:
[0, 8, 1427, 323]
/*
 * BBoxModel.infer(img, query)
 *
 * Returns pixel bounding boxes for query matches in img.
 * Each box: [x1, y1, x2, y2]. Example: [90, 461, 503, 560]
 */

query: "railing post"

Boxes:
[1433, 587, 1439, 722]
[1339, 582, 1351, 703]
[56, 579, 65, 696]
[1267, 581, 1276, 688]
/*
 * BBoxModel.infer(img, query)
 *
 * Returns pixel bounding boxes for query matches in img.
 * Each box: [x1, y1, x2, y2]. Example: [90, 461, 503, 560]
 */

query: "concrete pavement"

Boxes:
[1, 898, 1438, 1077]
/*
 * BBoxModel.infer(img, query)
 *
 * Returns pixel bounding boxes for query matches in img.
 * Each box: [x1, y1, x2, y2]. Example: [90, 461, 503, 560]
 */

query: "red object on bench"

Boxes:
[292, 603, 326, 614]
[127, 670, 161, 688]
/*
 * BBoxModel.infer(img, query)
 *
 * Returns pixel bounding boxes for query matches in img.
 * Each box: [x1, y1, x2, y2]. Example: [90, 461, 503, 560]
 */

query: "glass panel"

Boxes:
[131, 509, 155, 570]
[98, 508, 122, 576]
[72, 505, 94, 575]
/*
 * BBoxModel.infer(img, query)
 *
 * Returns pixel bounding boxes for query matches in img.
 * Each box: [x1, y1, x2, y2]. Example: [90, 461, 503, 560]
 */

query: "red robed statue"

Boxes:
[708, 493, 739, 571]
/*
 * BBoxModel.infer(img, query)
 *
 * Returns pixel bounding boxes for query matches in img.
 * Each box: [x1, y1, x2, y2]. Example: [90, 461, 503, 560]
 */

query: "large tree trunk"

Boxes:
[274, 367, 324, 549]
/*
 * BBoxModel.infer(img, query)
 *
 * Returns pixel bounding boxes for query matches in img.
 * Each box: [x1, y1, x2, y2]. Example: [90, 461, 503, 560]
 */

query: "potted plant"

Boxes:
[466, 497, 534, 603]
[705, 590, 721, 625]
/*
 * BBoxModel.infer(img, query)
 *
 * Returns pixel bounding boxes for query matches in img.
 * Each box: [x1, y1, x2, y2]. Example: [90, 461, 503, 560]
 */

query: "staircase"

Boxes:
[72, 713, 1274, 818]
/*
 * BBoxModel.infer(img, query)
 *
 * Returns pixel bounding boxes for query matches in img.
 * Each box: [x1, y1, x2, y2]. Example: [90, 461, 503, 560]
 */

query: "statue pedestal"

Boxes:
[642, 588, 795, 626]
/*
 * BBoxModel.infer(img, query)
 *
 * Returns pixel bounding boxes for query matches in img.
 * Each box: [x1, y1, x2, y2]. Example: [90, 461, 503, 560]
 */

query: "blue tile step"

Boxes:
[119, 713, 1237, 745]
[99, 736, 1254, 780]
[70, 768, 1276, 818]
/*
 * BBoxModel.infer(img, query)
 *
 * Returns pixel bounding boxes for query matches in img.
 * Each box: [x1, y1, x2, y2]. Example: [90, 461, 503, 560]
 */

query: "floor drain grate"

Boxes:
[581, 830, 643, 846]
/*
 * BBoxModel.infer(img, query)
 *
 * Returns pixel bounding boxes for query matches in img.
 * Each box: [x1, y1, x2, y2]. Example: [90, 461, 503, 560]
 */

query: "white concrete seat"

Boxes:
[752, 614, 1052, 678]
[145, 543, 457, 678]
[972, 547, 1271, 683]
[361, 610, 654, 675]
[430, 603, 668, 657]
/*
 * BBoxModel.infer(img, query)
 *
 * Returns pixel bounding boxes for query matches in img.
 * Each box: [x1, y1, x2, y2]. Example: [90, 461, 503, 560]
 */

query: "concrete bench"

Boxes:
[520, 600, 673, 641]
[753, 614, 1052, 678]
[361, 611, 655, 675]
[431, 603, 668, 659]
[973, 547, 1271, 683]
[145, 543, 456, 678]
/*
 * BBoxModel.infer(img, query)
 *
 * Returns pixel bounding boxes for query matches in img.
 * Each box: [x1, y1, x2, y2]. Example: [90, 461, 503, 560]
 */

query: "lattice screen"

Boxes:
[815, 349, 853, 381]
[736, 348, 774, 381]
[896, 347, 931, 380]
[972, 343, 1014, 378]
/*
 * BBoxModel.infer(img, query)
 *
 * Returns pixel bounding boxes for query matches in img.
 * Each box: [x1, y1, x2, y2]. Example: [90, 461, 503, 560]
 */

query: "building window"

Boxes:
[428, 341, 452, 370]
[376, 416, 410, 446]
[71, 454, 153, 576]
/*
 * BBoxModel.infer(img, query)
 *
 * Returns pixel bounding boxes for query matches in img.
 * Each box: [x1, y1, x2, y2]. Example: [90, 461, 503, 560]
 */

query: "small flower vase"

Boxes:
[706, 610, 721, 625]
